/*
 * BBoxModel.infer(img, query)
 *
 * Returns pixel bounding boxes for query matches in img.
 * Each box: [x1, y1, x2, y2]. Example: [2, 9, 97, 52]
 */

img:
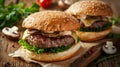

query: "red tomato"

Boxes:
[37, 0, 52, 8]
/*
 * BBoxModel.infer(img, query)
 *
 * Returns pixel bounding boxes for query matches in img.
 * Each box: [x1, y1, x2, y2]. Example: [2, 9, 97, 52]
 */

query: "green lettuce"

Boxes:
[111, 16, 120, 25]
[18, 39, 72, 54]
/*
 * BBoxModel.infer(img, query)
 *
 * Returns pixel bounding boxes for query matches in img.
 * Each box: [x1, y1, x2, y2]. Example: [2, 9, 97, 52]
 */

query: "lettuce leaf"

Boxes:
[18, 39, 72, 54]
[111, 16, 120, 25]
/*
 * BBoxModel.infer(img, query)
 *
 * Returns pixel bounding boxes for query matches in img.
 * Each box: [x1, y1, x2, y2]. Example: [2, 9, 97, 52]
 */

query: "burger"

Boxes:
[66, 0, 113, 42]
[10, 11, 81, 62]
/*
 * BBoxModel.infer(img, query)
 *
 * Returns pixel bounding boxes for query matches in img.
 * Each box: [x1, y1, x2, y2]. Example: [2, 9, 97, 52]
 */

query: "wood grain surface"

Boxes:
[0, 0, 120, 67]
[0, 31, 42, 67]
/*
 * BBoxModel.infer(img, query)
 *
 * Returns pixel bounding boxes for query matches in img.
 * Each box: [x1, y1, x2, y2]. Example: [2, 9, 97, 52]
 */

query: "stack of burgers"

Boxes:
[9, 0, 113, 66]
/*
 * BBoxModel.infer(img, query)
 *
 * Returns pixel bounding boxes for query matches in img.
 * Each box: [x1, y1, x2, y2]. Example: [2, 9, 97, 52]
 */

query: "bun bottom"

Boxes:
[9, 42, 81, 62]
[75, 27, 112, 42]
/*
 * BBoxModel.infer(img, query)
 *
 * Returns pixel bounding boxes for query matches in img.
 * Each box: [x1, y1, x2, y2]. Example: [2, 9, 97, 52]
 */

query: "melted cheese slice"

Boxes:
[81, 18, 97, 27]
[22, 29, 30, 40]
[80, 16, 109, 27]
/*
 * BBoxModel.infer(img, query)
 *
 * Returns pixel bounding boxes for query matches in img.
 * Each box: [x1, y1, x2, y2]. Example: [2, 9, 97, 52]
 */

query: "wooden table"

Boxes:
[1, 0, 120, 67]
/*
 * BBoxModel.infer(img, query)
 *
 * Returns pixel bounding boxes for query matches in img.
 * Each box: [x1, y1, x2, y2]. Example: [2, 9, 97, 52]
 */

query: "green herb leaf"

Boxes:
[24, 3, 40, 16]
[0, 2, 40, 29]
[0, 13, 5, 20]
[0, 0, 5, 7]
[111, 16, 120, 25]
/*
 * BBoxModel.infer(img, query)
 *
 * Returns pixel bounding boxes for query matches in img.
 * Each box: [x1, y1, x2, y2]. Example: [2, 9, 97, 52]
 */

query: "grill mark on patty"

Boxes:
[26, 34, 75, 48]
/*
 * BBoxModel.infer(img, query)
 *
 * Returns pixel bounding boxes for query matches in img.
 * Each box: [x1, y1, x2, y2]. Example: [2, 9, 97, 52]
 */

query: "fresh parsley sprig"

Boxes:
[0, 0, 40, 29]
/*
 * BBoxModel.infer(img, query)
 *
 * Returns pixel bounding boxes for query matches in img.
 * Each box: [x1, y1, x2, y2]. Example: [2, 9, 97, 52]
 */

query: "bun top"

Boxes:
[22, 11, 80, 32]
[66, 0, 113, 17]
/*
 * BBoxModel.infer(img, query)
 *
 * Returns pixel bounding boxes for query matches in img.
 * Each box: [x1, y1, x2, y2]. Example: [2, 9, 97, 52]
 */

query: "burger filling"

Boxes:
[78, 15, 112, 32]
[26, 35, 75, 48]
[19, 29, 80, 54]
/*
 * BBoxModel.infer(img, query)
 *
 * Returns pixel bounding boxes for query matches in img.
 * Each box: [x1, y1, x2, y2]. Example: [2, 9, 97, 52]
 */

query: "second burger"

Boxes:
[66, 0, 113, 42]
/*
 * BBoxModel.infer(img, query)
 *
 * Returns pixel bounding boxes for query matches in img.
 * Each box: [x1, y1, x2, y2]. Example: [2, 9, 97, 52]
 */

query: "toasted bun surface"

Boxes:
[75, 27, 112, 42]
[22, 11, 80, 31]
[66, 0, 113, 17]
[10, 42, 81, 62]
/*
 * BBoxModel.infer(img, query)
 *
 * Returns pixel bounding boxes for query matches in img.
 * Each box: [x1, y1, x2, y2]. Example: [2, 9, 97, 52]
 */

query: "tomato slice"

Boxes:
[37, 0, 52, 8]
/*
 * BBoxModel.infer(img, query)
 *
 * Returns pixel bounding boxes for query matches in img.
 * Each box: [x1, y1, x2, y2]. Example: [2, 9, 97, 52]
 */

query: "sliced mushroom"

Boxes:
[2, 26, 20, 40]
[102, 41, 117, 54]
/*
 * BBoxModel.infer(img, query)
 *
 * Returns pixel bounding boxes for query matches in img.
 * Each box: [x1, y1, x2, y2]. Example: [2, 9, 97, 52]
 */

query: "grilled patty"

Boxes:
[80, 21, 108, 28]
[26, 34, 75, 48]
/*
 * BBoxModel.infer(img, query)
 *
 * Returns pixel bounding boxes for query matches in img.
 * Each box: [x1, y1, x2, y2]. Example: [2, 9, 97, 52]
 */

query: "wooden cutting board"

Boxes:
[0, 0, 120, 67]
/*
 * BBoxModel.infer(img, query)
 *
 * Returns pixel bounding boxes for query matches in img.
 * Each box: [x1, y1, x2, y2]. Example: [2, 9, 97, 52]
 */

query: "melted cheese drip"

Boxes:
[81, 18, 97, 27]
[80, 16, 109, 27]
[22, 29, 30, 40]
[71, 32, 78, 44]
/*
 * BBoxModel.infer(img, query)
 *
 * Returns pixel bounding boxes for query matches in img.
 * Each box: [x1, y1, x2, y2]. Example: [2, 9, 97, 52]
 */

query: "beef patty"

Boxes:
[80, 21, 108, 28]
[26, 34, 75, 48]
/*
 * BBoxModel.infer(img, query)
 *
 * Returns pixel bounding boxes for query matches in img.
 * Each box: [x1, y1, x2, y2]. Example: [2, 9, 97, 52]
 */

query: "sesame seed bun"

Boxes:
[17, 10, 81, 62]
[75, 27, 112, 42]
[66, 0, 113, 17]
[22, 11, 80, 32]
[66, 0, 113, 42]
